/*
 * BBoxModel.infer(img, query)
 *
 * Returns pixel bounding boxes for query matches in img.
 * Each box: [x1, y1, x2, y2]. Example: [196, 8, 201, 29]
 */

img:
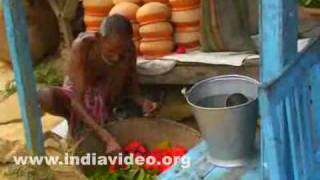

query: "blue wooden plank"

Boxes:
[159, 141, 216, 180]
[261, 39, 320, 101]
[262, 41, 320, 179]
[300, 86, 315, 173]
[204, 168, 236, 180]
[2, 0, 44, 155]
[285, 94, 301, 179]
[310, 65, 320, 162]
[204, 167, 260, 180]
[310, 165, 320, 180]
[259, 42, 320, 178]
[264, 60, 320, 179]
[160, 140, 260, 180]
[240, 170, 260, 180]
[204, 155, 260, 180]
[293, 89, 308, 176]
[275, 100, 294, 179]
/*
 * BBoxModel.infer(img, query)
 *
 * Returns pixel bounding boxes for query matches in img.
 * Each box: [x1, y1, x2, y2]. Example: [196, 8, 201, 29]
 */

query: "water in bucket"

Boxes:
[196, 94, 253, 108]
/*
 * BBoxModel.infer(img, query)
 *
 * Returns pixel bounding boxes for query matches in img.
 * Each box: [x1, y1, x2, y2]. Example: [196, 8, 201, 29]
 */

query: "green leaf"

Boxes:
[300, 0, 320, 7]
[0, 80, 17, 100]
[143, 174, 153, 180]
[110, 173, 119, 180]
[127, 169, 139, 180]
[136, 169, 145, 180]
[156, 141, 171, 150]
[150, 169, 159, 175]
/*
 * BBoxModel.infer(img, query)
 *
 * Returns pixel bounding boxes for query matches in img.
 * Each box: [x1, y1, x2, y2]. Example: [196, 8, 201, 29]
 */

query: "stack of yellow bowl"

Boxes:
[109, 2, 141, 52]
[169, 0, 200, 50]
[83, 0, 114, 32]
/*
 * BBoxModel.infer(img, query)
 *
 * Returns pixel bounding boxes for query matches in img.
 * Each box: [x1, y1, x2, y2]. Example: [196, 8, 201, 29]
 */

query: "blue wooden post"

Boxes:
[259, 0, 298, 179]
[2, 0, 45, 155]
[260, 0, 298, 81]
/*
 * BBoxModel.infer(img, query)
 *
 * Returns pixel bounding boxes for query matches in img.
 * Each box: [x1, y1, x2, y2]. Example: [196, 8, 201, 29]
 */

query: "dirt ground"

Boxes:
[0, 133, 88, 180]
[0, 59, 65, 142]
[0, 50, 88, 179]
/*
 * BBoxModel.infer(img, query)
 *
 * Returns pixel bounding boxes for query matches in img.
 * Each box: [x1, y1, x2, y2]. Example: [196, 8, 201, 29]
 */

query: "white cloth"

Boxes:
[137, 60, 177, 76]
[136, 38, 312, 76]
[138, 51, 256, 67]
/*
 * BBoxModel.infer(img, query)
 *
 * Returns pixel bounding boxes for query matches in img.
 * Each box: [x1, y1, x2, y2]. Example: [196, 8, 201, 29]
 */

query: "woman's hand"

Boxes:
[70, 98, 121, 154]
[133, 96, 158, 117]
[141, 99, 158, 117]
[103, 136, 122, 154]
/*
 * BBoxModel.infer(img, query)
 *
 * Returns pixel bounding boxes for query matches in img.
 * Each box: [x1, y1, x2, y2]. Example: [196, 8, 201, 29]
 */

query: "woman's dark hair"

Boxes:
[100, 14, 133, 40]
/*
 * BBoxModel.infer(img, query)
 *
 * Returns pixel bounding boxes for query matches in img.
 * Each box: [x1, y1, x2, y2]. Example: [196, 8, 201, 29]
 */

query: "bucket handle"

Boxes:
[182, 75, 259, 98]
[181, 87, 188, 97]
[190, 75, 259, 91]
[198, 75, 259, 85]
[181, 75, 242, 97]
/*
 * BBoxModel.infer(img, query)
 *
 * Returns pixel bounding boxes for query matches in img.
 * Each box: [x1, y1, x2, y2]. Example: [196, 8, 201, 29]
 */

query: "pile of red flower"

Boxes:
[109, 140, 187, 175]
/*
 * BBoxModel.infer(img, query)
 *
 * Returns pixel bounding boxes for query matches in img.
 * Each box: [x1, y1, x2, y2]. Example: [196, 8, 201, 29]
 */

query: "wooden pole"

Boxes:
[2, 0, 45, 155]
[47, 0, 78, 47]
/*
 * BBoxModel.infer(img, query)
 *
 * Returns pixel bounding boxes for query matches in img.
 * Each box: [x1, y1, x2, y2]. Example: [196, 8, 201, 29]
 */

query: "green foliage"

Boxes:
[0, 61, 64, 101]
[89, 166, 156, 180]
[34, 61, 64, 87]
[0, 80, 17, 100]
[300, 0, 320, 8]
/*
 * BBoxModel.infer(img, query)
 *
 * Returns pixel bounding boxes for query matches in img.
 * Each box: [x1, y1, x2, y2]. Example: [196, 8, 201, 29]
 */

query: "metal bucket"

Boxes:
[182, 75, 259, 167]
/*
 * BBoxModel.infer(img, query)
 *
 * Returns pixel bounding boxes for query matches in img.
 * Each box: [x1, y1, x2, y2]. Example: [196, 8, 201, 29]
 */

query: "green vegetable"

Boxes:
[0, 80, 17, 101]
[127, 169, 139, 180]
[34, 60, 64, 86]
[136, 169, 145, 180]
[0, 60, 64, 101]
[300, 0, 320, 8]
[144, 174, 153, 180]
[156, 141, 171, 150]
[89, 166, 157, 180]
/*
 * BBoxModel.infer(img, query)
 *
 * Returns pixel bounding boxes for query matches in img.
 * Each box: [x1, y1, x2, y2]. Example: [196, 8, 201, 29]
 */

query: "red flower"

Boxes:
[124, 140, 149, 158]
[108, 164, 118, 173]
[152, 163, 161, 173]
[176, 47, 186, 54]
[169, 146, 187, 158]
[144, 163, 153, 170]
[149, 148, 165, 160]
[121, 140, 188, 175]
[134, 151, 144, 157]
[159, 164, 170, 173]
[124, 140, 143, 153]
[137, 145, 148, 154]
[122, 164, 129, 170]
